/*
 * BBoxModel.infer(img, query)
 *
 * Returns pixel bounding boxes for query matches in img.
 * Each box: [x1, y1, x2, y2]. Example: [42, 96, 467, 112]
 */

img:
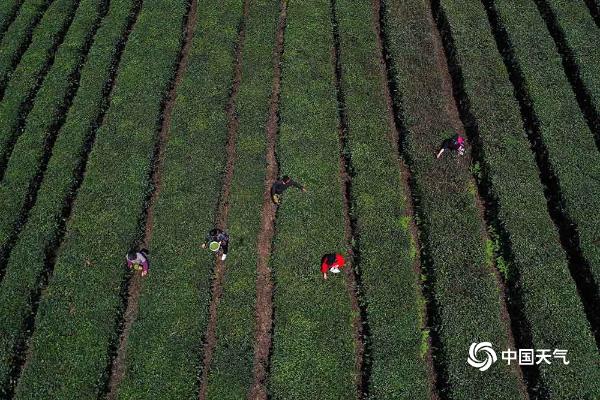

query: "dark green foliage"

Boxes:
[334, 0, 431, 398]
[494, 0, 600, 291]
[544, 0, 600, 122]
[0, 0, 78, 162]
[0, 0, 137, 396]
[383, 0, 523, 398]
[440, 0, 600, 396]
[12, 0, 188, 398]
[0, 0, 51, 90]
[1, 0, 598, 397]
[269, 0, 355, 398]
[0, 0, 24, 39]
[0, 0, 120, 393]
[203, 1, 279, 398]
[0, 0, 106, 271]
[116, 1, 244, 398]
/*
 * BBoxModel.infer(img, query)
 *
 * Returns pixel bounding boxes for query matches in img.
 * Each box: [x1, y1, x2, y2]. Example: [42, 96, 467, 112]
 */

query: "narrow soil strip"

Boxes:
[247, 2, 286, 399]
[483, 0, 600, 352]
[3, 1, 144, 398]
[532, 0, 600, 152]
[329, 1, 369, 398]
[426, 1, 530, 397]
[372, 0, 444, 397]
[197, 1, 249, 399]
[430, 1, 537, 397]
[104, 1, 198, 398]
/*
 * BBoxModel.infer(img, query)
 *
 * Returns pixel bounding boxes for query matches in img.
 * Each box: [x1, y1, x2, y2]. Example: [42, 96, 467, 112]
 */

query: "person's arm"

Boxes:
[220, 232, 230, 244]
[321, 261, 329, 280]
[290, 180, 306, 192]
[201, 233, 211, 248]
[437, 139, 451, 159]
[126, 258, 133, 269]
[141, 258, 149, 276]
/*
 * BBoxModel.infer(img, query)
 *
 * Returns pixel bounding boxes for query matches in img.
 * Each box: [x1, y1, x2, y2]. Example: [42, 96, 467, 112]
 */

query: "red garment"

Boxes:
[321, 254, 345, 273]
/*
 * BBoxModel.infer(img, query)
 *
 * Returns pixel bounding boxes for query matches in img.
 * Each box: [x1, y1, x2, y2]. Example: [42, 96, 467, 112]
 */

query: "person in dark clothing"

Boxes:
[437, 134, 465, 158]
[201, 228, 230, 261]
[271, 175, 306, 205]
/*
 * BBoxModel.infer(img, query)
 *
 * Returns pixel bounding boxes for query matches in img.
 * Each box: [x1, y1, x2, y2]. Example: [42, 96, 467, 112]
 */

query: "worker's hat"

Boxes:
[209, 241, 221, 252]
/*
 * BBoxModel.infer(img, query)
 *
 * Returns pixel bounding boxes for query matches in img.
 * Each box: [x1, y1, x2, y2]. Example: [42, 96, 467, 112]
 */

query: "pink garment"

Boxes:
[126, 252, 149, 274]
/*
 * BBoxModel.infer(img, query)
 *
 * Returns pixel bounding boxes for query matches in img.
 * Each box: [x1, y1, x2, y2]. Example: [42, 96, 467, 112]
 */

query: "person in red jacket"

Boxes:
[321, 253, 345, 280]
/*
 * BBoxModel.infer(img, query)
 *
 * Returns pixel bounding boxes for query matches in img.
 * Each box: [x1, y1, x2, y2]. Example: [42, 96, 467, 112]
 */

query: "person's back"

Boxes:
[206, 228, 226, 242]
[321, 253, 345, 279]
[437, 134, 465, 158]
[271, 175, 306, 204]
[202, 228, 230, 260]
[126, 249, 149, 276]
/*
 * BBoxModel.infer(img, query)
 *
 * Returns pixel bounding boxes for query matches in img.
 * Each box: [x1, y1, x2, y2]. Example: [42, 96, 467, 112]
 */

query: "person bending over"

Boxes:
[437, 134, 465, 158]
[126, 249, 149, 277]
[321, 253, 345, 280]
[202, 228, 230, 261]
[271, 175, 306, 205]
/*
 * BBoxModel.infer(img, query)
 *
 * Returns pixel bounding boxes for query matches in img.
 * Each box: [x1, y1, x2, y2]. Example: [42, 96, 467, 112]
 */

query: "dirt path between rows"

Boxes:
[426, 0, 529, 397]
[328, 1, 369, 398]
[247, 1, 287, 399]
[2, 0, 145, 398]
[334, 79, 368, 400]
[197, 1, 250, 399]
[105, 0, 199, 398]
[370, 0, 442, 398]
[372, 0, 528, 398]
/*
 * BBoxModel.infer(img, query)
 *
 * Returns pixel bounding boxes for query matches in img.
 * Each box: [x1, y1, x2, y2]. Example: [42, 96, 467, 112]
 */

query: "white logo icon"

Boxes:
[467, 342, 497, 371]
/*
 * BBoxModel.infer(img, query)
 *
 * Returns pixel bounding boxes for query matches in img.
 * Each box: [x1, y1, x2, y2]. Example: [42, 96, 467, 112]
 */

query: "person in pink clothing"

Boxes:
[436, 134, 465, 158]
[126, 249, 149, 277]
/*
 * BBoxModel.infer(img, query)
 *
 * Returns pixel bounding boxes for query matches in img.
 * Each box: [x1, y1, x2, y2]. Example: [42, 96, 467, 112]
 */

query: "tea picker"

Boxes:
[321, 253, 345, 280]
[126, 249, 149, 277]
[202, 228, 230, 261]
[271, 175, 306, 205]
[436, 134, 465, 159]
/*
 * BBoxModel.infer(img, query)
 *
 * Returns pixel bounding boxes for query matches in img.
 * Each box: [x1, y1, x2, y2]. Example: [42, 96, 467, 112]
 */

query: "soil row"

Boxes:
[197, 1, 250, 398]
[0, 0, 143, 397]
[247, 0, 287, 398]
[104, 0, 198, 398]
[329, 0, 370, 397]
